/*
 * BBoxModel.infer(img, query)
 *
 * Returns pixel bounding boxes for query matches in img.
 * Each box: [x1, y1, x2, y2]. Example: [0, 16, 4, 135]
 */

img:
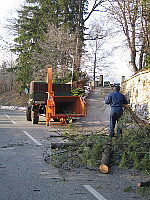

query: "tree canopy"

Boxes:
[107, 0, 150, 73]
[9, 0, 150, 92]
[13, 0, 89, 91]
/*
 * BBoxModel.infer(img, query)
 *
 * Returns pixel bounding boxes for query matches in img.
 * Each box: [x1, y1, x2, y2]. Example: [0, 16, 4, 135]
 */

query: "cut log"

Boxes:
[138, 181, 150, 187]
[51, 142, 81, 149]
[124, 105, 148, 126]
[99, 145, 111, 174]
[99, 164, 109, 174]
[51, 142, 93, 149]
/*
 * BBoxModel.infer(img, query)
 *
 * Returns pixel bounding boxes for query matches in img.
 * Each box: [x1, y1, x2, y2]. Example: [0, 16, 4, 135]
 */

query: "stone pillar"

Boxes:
[99, 75, 103, 86]
[121, 76, 125, 83]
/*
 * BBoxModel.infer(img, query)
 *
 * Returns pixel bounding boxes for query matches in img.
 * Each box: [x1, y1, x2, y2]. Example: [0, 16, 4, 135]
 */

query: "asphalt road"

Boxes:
[0, 109, 101, 200]
[72, 86, 111, 132]
[0, 87, 147, 200]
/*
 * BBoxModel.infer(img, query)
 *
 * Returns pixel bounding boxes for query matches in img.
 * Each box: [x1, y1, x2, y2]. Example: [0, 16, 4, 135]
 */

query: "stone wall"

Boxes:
[121, 69, 150, 122]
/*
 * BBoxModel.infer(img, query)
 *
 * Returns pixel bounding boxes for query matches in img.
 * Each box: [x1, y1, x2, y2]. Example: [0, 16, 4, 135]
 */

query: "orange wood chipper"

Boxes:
[46, 68, 87, 127]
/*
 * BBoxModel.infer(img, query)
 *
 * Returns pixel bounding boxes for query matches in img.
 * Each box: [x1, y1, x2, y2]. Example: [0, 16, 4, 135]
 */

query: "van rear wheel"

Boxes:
[26, 108, 31, 121]
[31, 110, 39, 124]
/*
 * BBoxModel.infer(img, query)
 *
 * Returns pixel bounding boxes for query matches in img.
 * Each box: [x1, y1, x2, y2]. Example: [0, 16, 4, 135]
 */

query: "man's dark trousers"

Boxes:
[110, 107, 123, 139]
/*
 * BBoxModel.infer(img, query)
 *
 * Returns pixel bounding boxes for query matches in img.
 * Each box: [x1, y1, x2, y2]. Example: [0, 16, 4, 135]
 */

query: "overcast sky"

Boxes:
[0, 0, 24, 64]
[0, 0, 25, 34]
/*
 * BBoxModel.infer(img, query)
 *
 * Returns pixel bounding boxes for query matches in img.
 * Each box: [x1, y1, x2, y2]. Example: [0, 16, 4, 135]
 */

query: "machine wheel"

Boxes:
[31, 110, 39, 124]
[66, 120, 69, 124]
[62, 118, 70, 124]
[53, 119, 60, 122]
[26, 108, 31, 121]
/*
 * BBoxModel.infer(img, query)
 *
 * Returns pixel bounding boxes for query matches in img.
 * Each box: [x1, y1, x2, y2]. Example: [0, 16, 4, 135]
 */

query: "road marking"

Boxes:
[4, 113, 10, 118]
[4, 113, 16, 124]
[11, 120, 16, 124]
[83, 185, 107, 200]
[22, 131, 42, 146]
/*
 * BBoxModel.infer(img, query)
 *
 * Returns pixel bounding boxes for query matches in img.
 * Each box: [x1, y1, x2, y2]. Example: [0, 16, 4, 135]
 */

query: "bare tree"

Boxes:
[107, 0, 150, 73]
[140, 0, 150, 67]
[34, 24, 77, 79]
[74, 0, 105, 73]
[82, 15, 113, 83]
[89, 19, 109, 82]
[0, 61, 16, 92]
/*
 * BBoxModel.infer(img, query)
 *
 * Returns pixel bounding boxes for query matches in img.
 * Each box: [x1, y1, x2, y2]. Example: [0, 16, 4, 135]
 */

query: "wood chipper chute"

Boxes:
[46, 68, 87, 127]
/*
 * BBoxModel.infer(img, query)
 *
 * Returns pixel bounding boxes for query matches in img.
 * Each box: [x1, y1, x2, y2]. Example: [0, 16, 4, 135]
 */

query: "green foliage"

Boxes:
[137, 187, 150, 200]
[13, 0, 89, 92]
[52, 74, 61, 83]
[119, 153, 127, 168]
[123, 186, 132, 193]
[52, 71, 72, 84]
[145, 54, 150, 69]
[49, 109, 150, 175]
[15, 63, 33, 92]
[49, 132, 107, 170]
[71, 88, 85, 96]
[1, 143, 24, 148]
[47, 108, 150, 199]
[52, 70, 88, 86]
[112, 109, 150, 175]
[111, 109, 150, 199]
[61, 72, 72, 84]
[80, 135, 105, 167]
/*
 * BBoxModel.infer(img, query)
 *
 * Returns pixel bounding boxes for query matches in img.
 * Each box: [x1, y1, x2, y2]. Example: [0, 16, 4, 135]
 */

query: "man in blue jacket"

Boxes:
[105, 85, 128, 139]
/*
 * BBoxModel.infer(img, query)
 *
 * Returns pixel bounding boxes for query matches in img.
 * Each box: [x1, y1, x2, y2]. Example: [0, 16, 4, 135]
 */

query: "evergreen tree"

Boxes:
[14, 4, 43, 91]
[14, 0, 89, 91]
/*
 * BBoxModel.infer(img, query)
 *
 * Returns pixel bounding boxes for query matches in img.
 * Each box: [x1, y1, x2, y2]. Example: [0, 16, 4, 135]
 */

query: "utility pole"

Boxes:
[70, 55, 74, 88]
[75, 0, 82, 73]
[93, 35, 98, 87]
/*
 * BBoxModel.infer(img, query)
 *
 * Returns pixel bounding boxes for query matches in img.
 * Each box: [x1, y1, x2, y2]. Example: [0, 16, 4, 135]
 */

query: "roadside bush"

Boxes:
[71, 88, 85, 96]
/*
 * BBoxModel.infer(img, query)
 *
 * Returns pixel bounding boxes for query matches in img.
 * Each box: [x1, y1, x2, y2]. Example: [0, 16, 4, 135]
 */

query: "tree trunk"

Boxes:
[51, 142, 81, 149]
[138, 181, 150, 187]
[51, 142, 93, 149]
[129, 48, 138, 73]
[139, 40, 146, 70]
[99, 145, 111, 174]
[124, 105, 149, 126]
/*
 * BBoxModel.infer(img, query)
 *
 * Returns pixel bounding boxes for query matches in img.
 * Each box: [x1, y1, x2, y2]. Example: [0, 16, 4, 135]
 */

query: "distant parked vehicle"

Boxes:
[84, 86, 92, 98]
[113, 83, 120, 86]
[104, 81, 110, 86]
[111, 83, 120, 88]
[84, 86, 91, 90]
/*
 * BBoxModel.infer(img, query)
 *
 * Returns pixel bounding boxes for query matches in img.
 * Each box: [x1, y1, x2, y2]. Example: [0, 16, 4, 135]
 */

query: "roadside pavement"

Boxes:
[72, 86, 111, 132]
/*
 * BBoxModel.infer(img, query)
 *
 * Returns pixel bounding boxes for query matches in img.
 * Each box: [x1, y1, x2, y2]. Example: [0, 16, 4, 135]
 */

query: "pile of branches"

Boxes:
[43, 130, 109, 170]
[43, 108, 150, 198]
[114, 108, 150, 174]
[112, 108, 150, 199]
[44, 108, 150, 174]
